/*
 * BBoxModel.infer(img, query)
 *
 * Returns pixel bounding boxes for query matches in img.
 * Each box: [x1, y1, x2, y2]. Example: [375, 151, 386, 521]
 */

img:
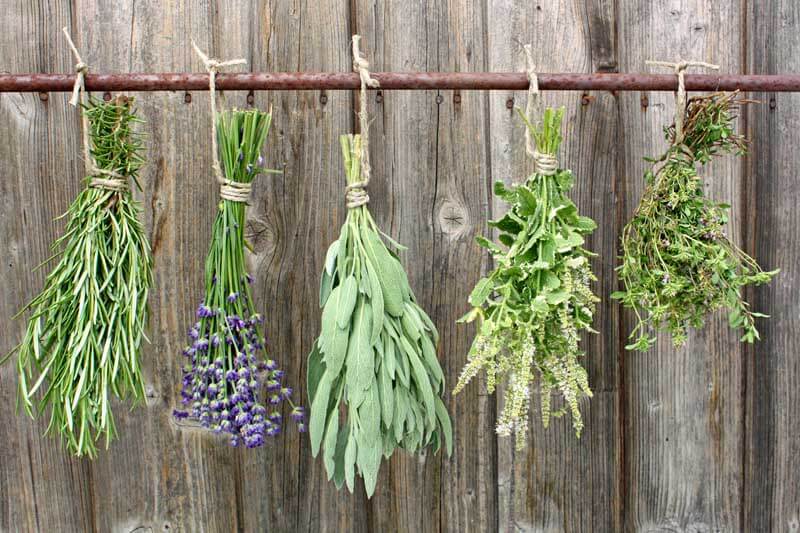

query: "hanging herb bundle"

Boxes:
[9, 95, 151, 457]
[614, 91, 778, 351]
[308, 134, 452, 498]
[454, 107, 598, 450]
[172, 108, 303, 447]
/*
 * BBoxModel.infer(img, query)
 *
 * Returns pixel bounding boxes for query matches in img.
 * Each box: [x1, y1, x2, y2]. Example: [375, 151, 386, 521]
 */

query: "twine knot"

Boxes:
[646, 59, 720, 144]
[345, 182, 369, 209]
[533, 151, 557, 176]
[219, 179, 252, 203]
[191, 41, 249, 202]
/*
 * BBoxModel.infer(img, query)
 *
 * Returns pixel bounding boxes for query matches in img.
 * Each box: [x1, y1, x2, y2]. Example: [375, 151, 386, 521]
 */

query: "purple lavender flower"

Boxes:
[290, 406, 305, 423]
[227, 292, 239, 303]
[196, 303, 214, 318]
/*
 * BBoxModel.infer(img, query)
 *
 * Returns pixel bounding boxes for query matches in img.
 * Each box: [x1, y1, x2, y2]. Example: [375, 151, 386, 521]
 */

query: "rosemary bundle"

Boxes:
[614, 92, 777, 351]
[308, 134, 452, 497]
[454, 108, 598, 450]
[10, 96, 151, 457]
[173, 109, 303, 447]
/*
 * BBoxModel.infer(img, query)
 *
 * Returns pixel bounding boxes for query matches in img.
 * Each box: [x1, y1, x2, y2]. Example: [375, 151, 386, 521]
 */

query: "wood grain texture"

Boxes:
[617, 2, 746, 531]
[352, 1, 496, 531]
[0, 2, 94, 532]
[746, 1, 800, 531]
[487, 1, 622, 531]
[0, 1, 798, 532]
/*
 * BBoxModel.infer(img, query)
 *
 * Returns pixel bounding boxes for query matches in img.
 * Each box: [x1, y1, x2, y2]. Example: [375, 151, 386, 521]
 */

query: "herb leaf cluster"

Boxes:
[173, 109, 303, 448]
[455, 108, 598, 450]
[11, 96, 152, 457]
[309, 134, 452, 498]
[614, 92, 778, 351]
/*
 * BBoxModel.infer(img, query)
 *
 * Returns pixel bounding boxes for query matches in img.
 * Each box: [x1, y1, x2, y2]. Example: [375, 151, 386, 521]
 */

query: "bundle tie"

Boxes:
[646, 59, 720, 144]
[348, 35, 379, 209]
[523, 44, 558, 175]
[191, 41, 249, 202]
[62, 27, 129, 192]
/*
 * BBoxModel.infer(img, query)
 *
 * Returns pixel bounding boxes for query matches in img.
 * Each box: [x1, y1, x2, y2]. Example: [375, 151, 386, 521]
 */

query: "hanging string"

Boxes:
[523, 44, 557, 176]
[62, 27, 128, 192]
[646, 59, 719, 145]
[347, 35, 379, 209]
[191, 41, 250, 203]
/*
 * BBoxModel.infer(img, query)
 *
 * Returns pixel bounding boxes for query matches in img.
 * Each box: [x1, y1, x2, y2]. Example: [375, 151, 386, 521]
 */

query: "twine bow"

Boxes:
[62, 27, 128, 192]
[347, 35, 379, 209]
[191, 41, 250, 203]
[646, 59, 720, 144]
[523, 44, 557, 176]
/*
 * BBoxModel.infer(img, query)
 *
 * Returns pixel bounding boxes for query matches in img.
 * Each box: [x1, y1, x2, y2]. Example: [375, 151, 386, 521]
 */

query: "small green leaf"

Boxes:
[468, 277, 493, 307]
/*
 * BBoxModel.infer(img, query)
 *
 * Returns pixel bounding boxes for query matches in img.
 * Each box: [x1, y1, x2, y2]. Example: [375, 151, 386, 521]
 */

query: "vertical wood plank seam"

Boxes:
[480, 0, 499, 530]
[739, 1, 753, 531]
[67, 1, 100, 530]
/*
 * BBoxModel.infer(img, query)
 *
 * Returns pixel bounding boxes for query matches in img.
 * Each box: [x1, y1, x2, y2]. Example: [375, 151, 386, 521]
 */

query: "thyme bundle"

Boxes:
[308, 134, 452, 497]
[173, 108, 303, 447]
[455, 108, 598, 450]
[614, 92, 778, 351]
[10, 96, 151, 457]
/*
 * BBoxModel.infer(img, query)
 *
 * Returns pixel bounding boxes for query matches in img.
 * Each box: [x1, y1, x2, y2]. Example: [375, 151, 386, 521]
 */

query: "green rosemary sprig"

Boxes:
[308, 134, 452, 498]
[614, 92, 778, 351]
[455, 107, 598, 450]
[9, 96, 151, 457]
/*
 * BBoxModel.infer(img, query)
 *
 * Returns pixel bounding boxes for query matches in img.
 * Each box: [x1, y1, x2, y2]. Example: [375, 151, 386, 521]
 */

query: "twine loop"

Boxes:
[191, 41, 249, 202]
[345, 182, 369, 209]
[646, 59, 719, 144]
[349, 35, 379, 209]
[219, 179, 252, 203]
[62, 27, 129, 192]
[533, 151, 558, 176]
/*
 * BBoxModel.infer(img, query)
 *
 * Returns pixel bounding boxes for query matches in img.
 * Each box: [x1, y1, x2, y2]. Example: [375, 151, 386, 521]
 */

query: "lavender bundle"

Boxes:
[173, 109, 303, 447]
[9, 96, 151, 457]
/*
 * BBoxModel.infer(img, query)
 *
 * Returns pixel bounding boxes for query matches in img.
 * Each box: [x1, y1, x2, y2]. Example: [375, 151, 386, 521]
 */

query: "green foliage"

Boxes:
[615, 92, 778, 351]
[309, 134, 452, 498]
[9, 96, 151, 457]
[455, 107, 598, 450]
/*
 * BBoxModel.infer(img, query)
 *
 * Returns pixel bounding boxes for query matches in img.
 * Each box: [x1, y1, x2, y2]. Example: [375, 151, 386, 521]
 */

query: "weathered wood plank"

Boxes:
[746, 1, 800, 531]
[78, 1, 244, 531]
[487, 1, 623, 530]
[238, 1, 367, 532]
[352, 1, 497, 531]
[0, 2, 95, 531]
[344, 2, 496, 531]
[617, 2, 746, 530]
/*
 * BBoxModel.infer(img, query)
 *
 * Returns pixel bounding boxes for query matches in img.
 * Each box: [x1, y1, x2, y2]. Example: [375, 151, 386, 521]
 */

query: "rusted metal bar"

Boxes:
[1, 72, 799, 92]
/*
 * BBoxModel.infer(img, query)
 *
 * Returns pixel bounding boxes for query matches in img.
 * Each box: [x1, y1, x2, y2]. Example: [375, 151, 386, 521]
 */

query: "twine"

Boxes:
[62, 27, 128, 192]
[191, 41, 249, 203]
[348, 35, 379, 209]
[646, 59, 719, 144]
[523, 44, 558, 176]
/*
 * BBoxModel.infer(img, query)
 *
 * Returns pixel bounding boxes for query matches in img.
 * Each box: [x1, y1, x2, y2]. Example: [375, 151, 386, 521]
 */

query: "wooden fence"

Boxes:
[0, 1, 797, 531]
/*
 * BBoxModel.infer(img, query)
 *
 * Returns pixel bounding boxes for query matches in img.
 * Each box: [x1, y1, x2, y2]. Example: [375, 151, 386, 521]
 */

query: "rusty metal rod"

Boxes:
[1, 72, 799, 92]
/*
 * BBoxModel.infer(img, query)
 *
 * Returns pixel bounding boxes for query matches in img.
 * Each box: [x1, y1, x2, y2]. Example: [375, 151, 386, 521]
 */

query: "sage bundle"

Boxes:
[10, 95, 151, 457]
[614, 91, 778, 351]
[308, 134, 452, 497]
[173, 43, 302, 447]
[454, 107, 598, 450]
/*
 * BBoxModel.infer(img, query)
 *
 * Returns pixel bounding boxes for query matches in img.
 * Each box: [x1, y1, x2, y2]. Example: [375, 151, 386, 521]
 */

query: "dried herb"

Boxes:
[308, 134, 452, 497]
[614, 92, 778, 351]
[9, 96, 151, 457]
[173, 108, 304, 447]
[455, 107, 598, 450]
